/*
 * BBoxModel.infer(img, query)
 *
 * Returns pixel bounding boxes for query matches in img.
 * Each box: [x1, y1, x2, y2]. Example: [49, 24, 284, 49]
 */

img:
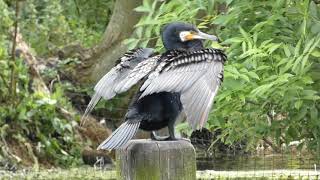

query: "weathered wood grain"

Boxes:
[116, 139, 196, 180]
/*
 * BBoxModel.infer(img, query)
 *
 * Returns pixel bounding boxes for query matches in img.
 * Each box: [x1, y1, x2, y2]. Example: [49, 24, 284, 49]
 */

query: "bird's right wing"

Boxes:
[81, 48, 159, 125]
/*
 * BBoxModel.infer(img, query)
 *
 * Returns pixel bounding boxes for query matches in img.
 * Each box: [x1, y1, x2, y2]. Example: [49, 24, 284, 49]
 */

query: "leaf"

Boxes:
[134, 6, 150, 13]
[282, 44, 291, 57]
[309, 1, 318, 18]
[251, 21, 269, 31]
[239, 74, 250, 82]
[293, 106, 308, 121]
[247, 71, 260, 80]
[300, 54, 310, 74]
[239, 26, 253, 48]
[242, 41, 247, 52]
[36, 97, 57, 105]
[311, 50, 320, 57]
[223, 37, 244, 44]
[280, 58, 294, 74]
[213, 15, 231, 25]
[301, 76, 314, 84]
[211, 41, 224, 49]
[311, 22, 320, 34]
[136, 27, 143, 38]
[287, 126, 298, 139]
[303, 37, 315, 54]
[151, 0, 157, 11]
[251, 83, 274, 96]
[256, 65, 270, 71]
[260, 39, 273, 47]
[268, 43, 282, 54]
[294, 100, 302, 109]
[310, 106, 318, 122]
[226, 0, 234, 5]
[277, 58, 289, 67]
[292, 56, 303, 73]
[294, 39, 302, 57]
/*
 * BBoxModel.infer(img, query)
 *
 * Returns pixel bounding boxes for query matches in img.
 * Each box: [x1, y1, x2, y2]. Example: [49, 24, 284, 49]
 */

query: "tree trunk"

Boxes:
[73, 0, 142, 84]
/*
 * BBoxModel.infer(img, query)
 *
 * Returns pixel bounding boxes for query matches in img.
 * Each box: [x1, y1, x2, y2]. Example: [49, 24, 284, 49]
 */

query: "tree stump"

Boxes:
[116, 139, 196, 180]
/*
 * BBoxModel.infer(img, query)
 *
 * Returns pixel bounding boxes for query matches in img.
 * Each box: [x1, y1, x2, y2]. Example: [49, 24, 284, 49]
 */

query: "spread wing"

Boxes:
[81, 48, 160, 124]
[140, 48, 227, 129]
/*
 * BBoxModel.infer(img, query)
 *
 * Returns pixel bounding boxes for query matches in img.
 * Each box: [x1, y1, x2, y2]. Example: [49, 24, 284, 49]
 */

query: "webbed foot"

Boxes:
[150, 131, 177, 141]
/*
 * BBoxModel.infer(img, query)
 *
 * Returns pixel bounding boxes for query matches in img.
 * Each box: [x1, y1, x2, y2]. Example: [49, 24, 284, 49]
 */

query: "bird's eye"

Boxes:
[179, 31, 195, 42]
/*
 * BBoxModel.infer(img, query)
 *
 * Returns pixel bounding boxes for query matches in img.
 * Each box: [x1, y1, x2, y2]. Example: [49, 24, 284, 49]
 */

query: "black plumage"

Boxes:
[82, 22, 227, 150]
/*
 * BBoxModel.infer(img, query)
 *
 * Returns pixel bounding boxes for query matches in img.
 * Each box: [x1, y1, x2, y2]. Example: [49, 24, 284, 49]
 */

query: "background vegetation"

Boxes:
[129, 0, 320, 154]
[0, 0, 319, 169]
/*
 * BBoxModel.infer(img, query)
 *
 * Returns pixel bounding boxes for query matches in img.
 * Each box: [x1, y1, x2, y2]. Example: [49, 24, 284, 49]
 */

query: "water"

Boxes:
[196, 151, 319, 171]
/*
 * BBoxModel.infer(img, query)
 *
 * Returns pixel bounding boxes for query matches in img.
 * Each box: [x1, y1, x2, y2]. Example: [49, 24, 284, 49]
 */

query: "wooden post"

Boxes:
[116, 139, 196, 180]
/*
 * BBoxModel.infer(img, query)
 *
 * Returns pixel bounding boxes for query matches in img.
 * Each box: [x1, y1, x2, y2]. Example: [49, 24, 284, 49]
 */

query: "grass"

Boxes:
[0, 168, 117, 180]
[197, 170, 320, 179]
[0, 168, 319, 179]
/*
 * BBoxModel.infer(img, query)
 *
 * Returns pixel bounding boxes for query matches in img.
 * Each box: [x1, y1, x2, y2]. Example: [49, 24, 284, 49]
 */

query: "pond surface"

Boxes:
[196, 150, 320, 171]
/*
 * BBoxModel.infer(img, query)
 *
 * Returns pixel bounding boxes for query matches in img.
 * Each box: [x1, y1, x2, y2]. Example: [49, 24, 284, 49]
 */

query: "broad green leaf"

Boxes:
[223, 37, 244, 44]
[134, 6, 151, 13]
[268, 43, 282, 54]
[282, 44, 291, 57]
[260, 39, 274, 47]
[311, 49, 320, 57]
[300, 54, 310, 74]
[303, 37, 315, 54]
[242, 41, 247, 52]
[310, 106, 318, 121]
[294, 100, 303, 109]
[247, 71, 260, 80]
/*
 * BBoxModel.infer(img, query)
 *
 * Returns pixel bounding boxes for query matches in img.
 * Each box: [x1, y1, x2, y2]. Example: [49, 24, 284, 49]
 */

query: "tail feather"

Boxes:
[112, 123, 140, 149]
[111, 123, 134, 149]
[97, 121, 140, 150]
[107, 123, 133, 149]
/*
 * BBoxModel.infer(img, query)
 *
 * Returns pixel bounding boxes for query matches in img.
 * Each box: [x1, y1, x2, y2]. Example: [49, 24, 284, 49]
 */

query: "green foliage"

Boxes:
[126, 0, 209, 50]
[131, 0, 320, 153]
[0, 56, 81, 166]
[0, 0, 115, 166]
[211, 0, 320, 153]
[19, 0, 114, 55]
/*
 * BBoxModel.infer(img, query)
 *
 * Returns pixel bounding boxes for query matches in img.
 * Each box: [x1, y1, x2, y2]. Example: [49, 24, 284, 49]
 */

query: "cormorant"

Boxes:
[82, 22, 227, 150]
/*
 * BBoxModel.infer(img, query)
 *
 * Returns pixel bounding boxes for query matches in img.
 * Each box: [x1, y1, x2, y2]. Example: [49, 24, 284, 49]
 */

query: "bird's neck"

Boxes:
[164, 40, 204, 51]
[185, 40, 204, 51]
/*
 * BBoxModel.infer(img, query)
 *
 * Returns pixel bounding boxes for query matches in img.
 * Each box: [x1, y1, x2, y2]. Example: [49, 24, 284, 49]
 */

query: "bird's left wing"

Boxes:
[81, 48, 159, 125]
[140, 48, 227, 129]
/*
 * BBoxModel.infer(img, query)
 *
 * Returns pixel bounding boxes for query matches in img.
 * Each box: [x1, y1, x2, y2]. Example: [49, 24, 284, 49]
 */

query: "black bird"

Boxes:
[82, 22, 227, 150]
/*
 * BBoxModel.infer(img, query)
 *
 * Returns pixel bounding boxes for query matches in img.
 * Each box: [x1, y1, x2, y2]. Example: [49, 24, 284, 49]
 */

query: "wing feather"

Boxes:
[81, 48, 157, 125]
[139, 48, 226, 129]
[181, 62, 223, 129]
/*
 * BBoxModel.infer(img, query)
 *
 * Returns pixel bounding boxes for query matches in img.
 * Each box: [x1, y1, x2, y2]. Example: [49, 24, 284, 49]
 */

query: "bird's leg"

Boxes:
[151, 121, 177, 141]
[167, 121, 177, 140]
[150, 131, 169, 141]
[150, 122, 178, 141]
[167, 121, 191, 142]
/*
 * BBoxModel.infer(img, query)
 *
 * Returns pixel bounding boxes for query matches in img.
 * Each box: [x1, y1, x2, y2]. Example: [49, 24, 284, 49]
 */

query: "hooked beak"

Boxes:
[180, 30, 219, 42]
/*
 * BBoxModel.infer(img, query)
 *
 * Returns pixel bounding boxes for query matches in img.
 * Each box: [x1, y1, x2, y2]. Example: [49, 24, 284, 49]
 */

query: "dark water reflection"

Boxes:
[196, 151, 320, 171]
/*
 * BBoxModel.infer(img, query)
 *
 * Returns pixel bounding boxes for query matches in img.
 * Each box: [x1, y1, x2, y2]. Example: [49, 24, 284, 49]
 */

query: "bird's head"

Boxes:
[161, 22, 219, 51]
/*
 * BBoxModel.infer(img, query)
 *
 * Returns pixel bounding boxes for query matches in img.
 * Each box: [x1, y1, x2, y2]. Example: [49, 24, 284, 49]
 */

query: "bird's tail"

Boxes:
[97, 121, 140, 150]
